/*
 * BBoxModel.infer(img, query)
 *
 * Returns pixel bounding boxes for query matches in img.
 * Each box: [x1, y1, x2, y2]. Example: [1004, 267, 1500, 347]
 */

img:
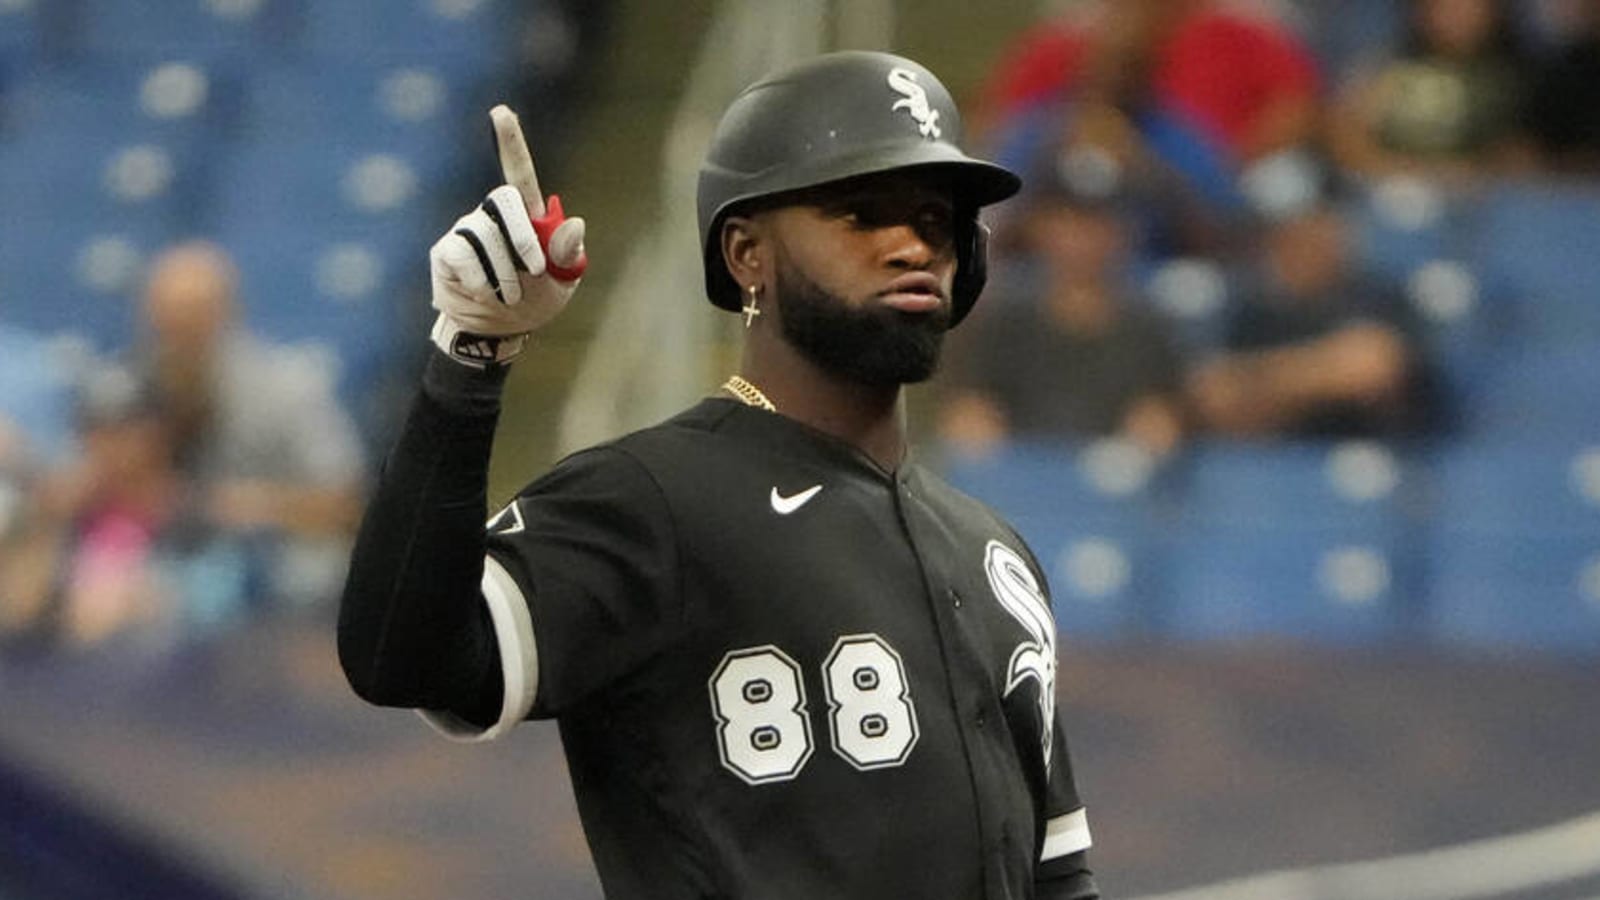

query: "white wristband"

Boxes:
[430, 314, 530, 368]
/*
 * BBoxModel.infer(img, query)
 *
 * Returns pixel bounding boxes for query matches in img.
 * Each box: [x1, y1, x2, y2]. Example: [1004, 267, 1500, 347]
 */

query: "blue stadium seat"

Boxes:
[75, 0, 294, 60]
[0, 1, 45, 73]
[1162, 523, 1413, 644]
[1176, 440, 1411, 531]
[0, 131, 207, 224]
[241, 59, 474, 150]
[1350, 179, 1462, 281]
[0, 133, 185, 349]
[1157, 441, 1418, 644]
[1417, 439, 1600, 649]
[1400, 257, 1504, 415]
[943, 439, 1166, 523]
[1426, 441, 1600, 535]
[298, 0, 516, 67]
[1424, 529, 1600, 655]
[1419, 443, 1600, 653]
[208, 138, 456, 233]
[1465, 344, 1600, 439]
[214, 219, 426, 399]
[1475, 182, 1600, 338]
[4, 59, 236, 145]
[944, 440, 1168, 638]
[1016, 515, 1161, 640]
[0, 217, 177, 352]
[0, 324, 83, 461]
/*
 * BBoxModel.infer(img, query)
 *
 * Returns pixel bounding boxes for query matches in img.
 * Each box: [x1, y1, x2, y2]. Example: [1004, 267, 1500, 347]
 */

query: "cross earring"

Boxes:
[741, 283, 762, 328]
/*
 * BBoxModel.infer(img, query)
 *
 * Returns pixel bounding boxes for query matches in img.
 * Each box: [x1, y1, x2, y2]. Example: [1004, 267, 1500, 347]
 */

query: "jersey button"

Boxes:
[974, 710, 987, 729]
[948, 588, 962, 609]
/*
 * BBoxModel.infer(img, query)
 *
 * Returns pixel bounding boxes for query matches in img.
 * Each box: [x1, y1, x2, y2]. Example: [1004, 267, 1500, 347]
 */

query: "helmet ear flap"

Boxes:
[950, 212, 989, 327]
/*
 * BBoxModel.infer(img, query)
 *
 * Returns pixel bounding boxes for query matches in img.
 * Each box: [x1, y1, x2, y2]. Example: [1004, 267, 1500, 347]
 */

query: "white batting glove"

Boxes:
[430, 105, 588, 368]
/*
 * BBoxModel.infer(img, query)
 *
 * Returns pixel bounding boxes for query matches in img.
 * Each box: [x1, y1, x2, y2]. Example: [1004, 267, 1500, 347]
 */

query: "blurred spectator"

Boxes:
[50, 370, 179, 647]
[0, 368, 179, 649]
[1329, 0, 1531, 180]
[0, 324, 83, 645]
[0, 413, 52, 639]
[981, 0, 1321, 167]
[978, 0, 1322, 260]
[1519, 0, 1600, 173]
[1185, 191, 1433, 437]
[940, 163, 1188, 459]
[133, 242, 367, 613]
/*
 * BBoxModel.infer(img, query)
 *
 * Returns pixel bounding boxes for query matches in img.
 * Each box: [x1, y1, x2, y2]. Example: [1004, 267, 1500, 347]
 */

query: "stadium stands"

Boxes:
[0, 324, 84, 461]
[1161, 441, 1416, 643]
[298, 0, 517, 66]
[1161, 525, 1411, 643]
[1476, 182, 1600, 341]
[946, 439, 1168, 638]
[75, 0, 295, 60]
[947, 425, 1600, 652]
[0, 0, 517, 415]
[1, 0, 1597, 657]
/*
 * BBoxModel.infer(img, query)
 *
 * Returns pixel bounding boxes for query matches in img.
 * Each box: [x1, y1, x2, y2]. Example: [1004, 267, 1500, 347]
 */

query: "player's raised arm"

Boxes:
[337, 106, 586, 730]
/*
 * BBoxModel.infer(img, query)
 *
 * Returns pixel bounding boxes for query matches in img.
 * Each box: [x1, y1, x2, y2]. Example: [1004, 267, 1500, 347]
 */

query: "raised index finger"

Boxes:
[490, 104, 544, 217]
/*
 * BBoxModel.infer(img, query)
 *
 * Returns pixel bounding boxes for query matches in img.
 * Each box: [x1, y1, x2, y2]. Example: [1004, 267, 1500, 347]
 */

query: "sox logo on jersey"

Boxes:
[983, 540, 1058, 771]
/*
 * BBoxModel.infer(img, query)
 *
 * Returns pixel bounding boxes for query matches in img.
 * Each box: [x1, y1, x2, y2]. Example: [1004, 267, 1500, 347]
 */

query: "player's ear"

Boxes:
[721, 215, 766, 288]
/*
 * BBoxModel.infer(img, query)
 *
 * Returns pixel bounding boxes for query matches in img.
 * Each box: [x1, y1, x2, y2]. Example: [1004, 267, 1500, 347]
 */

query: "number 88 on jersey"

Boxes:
[709, 634, 920, 785]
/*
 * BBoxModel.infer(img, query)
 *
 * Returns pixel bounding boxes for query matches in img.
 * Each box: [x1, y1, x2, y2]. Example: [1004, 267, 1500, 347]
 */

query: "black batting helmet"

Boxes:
[697, 51, 1021, 327]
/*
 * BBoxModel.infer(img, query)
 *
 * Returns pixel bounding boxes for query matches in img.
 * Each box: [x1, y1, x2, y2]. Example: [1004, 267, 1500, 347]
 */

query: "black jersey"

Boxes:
[423, 398, 1093, 899]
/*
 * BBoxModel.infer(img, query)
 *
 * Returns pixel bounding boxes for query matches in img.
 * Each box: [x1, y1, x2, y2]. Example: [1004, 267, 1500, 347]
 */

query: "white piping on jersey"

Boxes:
[486, 500, 526, 535]
[1041, 808, 1093, 862]
[418, 554, 539, 742]
[770, 484, 823, 515]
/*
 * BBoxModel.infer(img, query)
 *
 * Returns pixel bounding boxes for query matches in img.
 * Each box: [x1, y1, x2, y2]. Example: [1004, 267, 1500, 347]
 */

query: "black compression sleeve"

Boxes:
[336, 350, 512, 726]
[1036, 851, 1100, 900]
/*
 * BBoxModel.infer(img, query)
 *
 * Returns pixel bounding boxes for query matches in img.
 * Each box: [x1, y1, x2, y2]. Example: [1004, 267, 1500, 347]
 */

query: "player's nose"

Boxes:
[880, 222, 944, 271]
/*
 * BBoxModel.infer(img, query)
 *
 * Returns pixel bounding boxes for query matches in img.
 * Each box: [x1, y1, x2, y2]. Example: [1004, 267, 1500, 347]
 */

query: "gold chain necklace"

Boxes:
[721, 375, 776, 411]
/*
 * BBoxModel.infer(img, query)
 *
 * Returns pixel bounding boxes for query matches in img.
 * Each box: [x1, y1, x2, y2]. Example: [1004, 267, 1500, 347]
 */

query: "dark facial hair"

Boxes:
[773, 251, 952, 386]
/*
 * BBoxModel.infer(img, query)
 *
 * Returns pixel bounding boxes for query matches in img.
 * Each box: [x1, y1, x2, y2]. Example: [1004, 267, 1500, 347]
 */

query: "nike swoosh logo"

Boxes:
[770, 484, 823, 515]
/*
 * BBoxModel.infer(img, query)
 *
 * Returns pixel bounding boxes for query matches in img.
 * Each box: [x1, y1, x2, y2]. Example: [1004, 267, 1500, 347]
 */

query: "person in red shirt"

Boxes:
[981, 0, 1320, 167]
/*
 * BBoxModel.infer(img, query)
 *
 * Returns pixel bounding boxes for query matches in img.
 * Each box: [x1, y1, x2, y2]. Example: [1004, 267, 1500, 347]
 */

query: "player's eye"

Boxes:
[828, 196, 951, 236]
[825, 199, 883, 227]
[914, 203, 954, 244]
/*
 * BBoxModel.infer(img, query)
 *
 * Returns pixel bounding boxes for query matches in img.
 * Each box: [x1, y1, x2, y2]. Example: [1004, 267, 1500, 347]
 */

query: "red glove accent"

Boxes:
[531, 194, 589, 281]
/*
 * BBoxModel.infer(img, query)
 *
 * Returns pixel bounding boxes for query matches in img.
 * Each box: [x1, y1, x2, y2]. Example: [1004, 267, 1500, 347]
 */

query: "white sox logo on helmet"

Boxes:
[983, 540, 1057, 771]
[887, 67, 941, 140]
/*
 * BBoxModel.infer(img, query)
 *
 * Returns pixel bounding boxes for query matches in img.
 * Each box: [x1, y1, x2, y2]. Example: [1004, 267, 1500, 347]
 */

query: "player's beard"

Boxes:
[773, 255, 951, 386]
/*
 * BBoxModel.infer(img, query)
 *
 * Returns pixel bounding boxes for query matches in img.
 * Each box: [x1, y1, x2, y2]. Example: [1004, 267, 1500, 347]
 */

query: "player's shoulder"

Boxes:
[905, 460, 1049, 568]
[592, 397, 746, 471]
[612, 397, 744, 447]
[907, 461, 1023, 537]
[531, 398, 744, 487]
[607, 396, 874, 474]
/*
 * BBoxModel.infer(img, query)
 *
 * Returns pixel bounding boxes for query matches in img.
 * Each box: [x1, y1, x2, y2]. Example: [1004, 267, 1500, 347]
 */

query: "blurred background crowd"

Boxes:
[936, 0, 1600, 653]
[1, 1, 1599, 899]
[3, 0, 1599, 660]
[0, 0, 606, 659]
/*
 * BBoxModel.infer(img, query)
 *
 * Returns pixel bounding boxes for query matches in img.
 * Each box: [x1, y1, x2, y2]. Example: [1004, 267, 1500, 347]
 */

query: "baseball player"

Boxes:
[338, 51, 1099, 899]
